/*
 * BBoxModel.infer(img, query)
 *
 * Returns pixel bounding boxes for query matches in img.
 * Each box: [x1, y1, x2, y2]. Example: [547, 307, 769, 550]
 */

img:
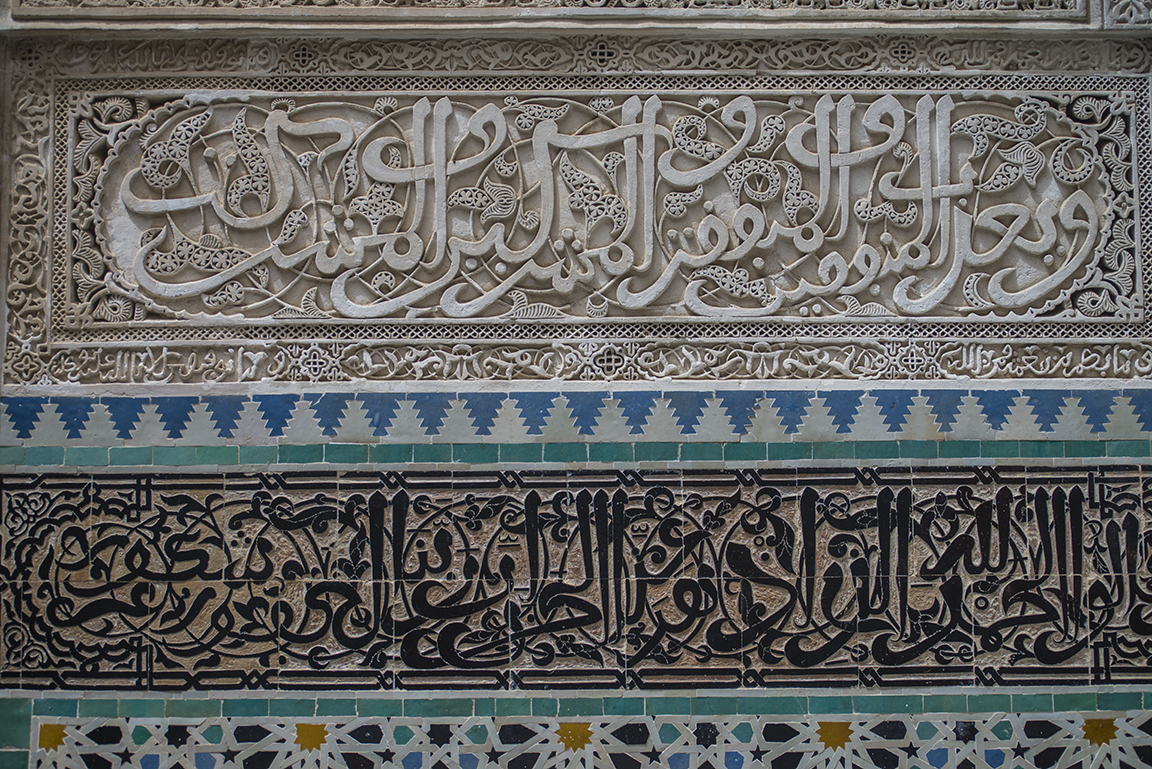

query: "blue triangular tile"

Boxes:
[1022, 390, 1069, 433]
[408, 393, 455, 435]
[818, 391, 863, 434]
[870, 390, 916, 433]
[202, 396, 247, 439]
[1125, 390, 1152, 433]
[923, 390, 967, 433]
[972, 390, 1019, 431]
[459, 393, 506, 436]
[51, 397, 96, 439]
[564, 392, 607, 436]
[1072, 390, 1116, 434]
[3, 397, 47, 439]
[305, 394, 353, 437]
[511, 392, 558, 436]
[102, 398, 147, 440]
[715, 391, 763, 435]
[767, 391, 811, 434]
[357, 394, 404, 437]
[253, 394, 299, 437]
[152, 397, 199, 440]
[664, 391, 710, 435]
[614, 391, 661, 435]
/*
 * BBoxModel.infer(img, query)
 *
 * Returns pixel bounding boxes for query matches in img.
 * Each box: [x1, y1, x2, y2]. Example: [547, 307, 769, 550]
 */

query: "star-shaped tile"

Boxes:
[642, 747, 663, 764]
[484, 747, 502, 764]
[750, 746, 767, 763]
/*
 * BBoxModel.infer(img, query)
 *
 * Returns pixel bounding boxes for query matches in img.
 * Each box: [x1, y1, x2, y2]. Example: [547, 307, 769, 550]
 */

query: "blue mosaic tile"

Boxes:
[459, 392, 505, 436]
[819, 391, 863, 434]
[923, 390, 966, 433]
[407, 393, 455, 435]
[4, 397, 48, 439]
[766, 391, 810, 434]
[152, 397, 200, 440]
[202, 396, 247, 439]
[972, 390, 1019, 431]
[1073, 390, 1116, 433]
[51, 398, 96, 439]
[357, 394, 404, 437]
[715, 391, 762, 435]
[305, 394, 353, 436]
[510, 392, 559, 435]
[665, 391, 710, 435]
[1126, 390, 1152, 433]
[616, 391, 660, 435]
[871, 390, 915, 433]
[253, 395, 299, 437]
[565, 392, 608, 436]
[1023, 389, 1068, 433]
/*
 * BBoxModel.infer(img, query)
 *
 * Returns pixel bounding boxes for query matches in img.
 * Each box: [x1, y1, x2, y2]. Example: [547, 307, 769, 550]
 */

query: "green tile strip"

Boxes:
[5, 440, 1150, 467]
[9, 693, 1152, 723]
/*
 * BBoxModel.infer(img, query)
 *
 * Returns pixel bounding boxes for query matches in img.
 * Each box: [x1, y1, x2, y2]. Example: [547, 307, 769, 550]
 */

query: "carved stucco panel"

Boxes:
[7, 40, 1152, 384]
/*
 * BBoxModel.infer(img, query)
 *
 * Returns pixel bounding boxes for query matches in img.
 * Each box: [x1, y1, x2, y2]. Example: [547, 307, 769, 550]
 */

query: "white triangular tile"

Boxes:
[795, 400, 842, 442]
[487, 398, 532, 444]
[689, 400, 736, 443]
[994, 398, 1044, 441]
[851, 395, 893, 440]
[1105, 397, 1147, 439]
[232, 402, 274, 445]
[73, 404, 124, 447]
[541, 397, 582, 442]
[335, 400, 381, 444]
[1049, 398, 1097, 440]
[901, 397, 945, 442]
[436, 399, 482, 443]
[589, 399, 638, 443]
[639, 399, 683, 442]
[744, 398, 788, 442]
[383, 400, 436, 443]
[279, 402, 329, 444]
[947, 397, 996, 441]
[180, 404, 224, 446]
[28, 403, 73, 445]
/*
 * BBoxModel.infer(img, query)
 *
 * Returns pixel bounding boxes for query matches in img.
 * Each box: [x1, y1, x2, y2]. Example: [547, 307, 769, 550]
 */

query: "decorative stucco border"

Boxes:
[7, 37, 1152, 386]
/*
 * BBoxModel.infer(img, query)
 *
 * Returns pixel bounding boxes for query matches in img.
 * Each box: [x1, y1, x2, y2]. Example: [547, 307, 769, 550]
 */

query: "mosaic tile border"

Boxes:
[8, 705, 1152, 769]
[5, 389, 1152, 449]
[4, 467, 1152, 690]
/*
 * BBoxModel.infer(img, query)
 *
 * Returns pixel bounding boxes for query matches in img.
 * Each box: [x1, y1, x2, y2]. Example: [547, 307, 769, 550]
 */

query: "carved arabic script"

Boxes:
[87, 90, 1135, 324]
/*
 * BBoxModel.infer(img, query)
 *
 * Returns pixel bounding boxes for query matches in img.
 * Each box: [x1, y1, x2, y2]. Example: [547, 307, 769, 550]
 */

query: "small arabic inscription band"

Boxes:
[1, 468, 1148, 689]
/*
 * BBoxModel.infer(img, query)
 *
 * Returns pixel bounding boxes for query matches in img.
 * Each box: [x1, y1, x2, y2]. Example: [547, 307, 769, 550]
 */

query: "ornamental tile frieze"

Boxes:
[2, 467, 1151, 689]
[7, 40, 1152, 384]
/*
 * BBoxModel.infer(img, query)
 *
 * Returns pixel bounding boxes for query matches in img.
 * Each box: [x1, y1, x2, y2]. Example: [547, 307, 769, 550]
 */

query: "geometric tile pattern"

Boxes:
[5, 389, 1152, 446]
[28, 713, 1152, 769]
[3, 467, 1151, 689]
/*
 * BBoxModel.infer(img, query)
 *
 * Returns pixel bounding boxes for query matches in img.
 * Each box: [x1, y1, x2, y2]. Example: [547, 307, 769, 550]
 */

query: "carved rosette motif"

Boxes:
[6, 39, 1152, 384]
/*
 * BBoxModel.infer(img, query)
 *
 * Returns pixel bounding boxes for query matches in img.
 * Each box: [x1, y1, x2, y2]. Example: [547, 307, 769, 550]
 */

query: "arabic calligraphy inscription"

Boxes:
[84, 89, 1136, 326]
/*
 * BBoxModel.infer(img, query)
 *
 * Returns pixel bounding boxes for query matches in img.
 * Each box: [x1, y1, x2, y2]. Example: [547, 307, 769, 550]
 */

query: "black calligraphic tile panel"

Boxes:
[1, 467, 1150, 689]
